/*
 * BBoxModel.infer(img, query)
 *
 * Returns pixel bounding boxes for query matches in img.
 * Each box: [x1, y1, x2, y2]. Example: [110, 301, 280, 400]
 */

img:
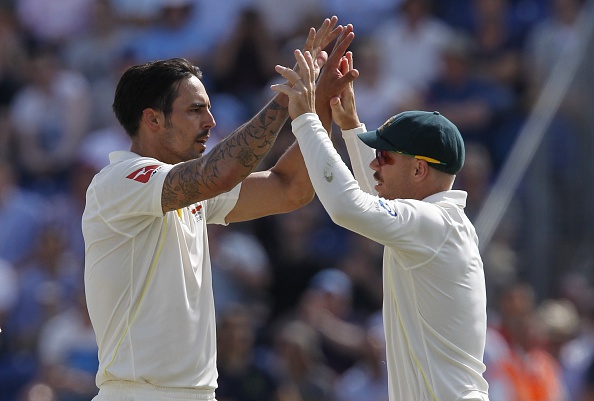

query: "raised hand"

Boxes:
[301, 16, 343, 79]
[314, 24, 359, 132]
[271, 50, 316, 120]
[329, 51, 361, 130]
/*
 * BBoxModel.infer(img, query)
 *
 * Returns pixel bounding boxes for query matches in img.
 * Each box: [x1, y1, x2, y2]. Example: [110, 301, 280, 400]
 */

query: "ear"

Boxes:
[141, 108, 161, 131]
[413, 159, 430, 182]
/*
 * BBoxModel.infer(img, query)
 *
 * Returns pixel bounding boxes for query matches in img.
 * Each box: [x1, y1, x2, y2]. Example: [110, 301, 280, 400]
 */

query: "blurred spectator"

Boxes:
[491, 311, 567, 401]
[63, 0, 133, 130]
[322, 0, 400, 36]
[482, 326, 511, 401]
[212, 8, 280, 114]
[253, 0, 323, 44]
[216, 304, 280, 401]
[8, 224, 81, 354]
[488, 313, 567, 400]
[124, 0, 248, 68]
[0, 259, 37, 401]
[490, 280, 537, 348]
[17, 383, 56, 401]
[331, 311, 388, 401]
[109, 0, 162, 26]
[9, 43, 91, 194]
[370, 0, 455, 96]
[210, 224, 273, 324]
[121, 0, 206, 64]
[583, 355, 594, 401]
[258, 203, 330, 321]
[0, 4, 26, 161]
[470, 0, 526, 94]
[15, 0, 94, 45]
[0, 158, 47, 265]
[537, 298, 580, 360]
[420, 30, 515, 164]
[523, 0, 585, 107]
[436, 0, 548, 41]
[345, 36, 417, 131]
[337, 239, 384, 315]
[487, 281, 569, 400]
[293, 268, 366, 374]
[34, 290, 98, 401]
[558, 273, 594, 401]
[271, 320, 335, 401]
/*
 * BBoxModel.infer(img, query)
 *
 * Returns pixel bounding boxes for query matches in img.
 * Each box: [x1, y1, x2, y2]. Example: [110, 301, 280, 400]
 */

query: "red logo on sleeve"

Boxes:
[126, 165, 161, 183]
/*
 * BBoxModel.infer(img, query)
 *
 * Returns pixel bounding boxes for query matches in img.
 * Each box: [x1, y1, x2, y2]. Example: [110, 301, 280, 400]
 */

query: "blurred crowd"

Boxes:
[1, 0, 594, 400]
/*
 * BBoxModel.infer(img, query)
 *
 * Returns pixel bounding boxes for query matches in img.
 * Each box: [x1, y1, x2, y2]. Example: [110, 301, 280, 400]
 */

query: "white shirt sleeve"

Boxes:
[341, 124, 377, 195]
[293, 113, 461, 267]
[292, 113, 403, 246]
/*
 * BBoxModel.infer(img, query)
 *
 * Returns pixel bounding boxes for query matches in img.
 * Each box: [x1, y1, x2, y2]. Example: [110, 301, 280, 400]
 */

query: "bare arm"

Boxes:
[225, 18, 358, 222]
[162, 97, 288, 212]
[161, 17, 343, 214]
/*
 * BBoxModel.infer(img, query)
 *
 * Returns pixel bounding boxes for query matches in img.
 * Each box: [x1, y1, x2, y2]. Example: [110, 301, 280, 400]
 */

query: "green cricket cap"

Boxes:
[357, 110, 465, 175]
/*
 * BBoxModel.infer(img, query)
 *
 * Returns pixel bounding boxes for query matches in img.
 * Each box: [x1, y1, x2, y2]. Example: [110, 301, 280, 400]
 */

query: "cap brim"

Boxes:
[357, 130, 397, 151]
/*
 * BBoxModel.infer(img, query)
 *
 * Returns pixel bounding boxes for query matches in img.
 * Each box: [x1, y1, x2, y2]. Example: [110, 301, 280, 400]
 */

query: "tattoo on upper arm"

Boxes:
[161, 100, 288, 211]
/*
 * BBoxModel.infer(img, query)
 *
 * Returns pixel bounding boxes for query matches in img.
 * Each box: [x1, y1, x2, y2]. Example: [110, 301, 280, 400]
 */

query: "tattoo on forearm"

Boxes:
[162, 100, 288, 211]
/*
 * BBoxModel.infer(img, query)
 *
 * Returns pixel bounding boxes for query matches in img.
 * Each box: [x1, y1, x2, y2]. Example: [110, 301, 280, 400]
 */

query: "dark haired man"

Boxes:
[82, 18, 355, 401]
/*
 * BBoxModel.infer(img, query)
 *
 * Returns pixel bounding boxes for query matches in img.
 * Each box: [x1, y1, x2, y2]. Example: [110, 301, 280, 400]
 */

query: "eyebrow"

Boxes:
[189, 102, 210, 109]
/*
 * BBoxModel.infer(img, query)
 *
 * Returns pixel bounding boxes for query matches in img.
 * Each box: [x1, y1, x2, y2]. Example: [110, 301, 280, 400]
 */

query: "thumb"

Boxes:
[329, 96, 344, 113]
[340, 69, 359, 85]
[330, 96, 340, 105]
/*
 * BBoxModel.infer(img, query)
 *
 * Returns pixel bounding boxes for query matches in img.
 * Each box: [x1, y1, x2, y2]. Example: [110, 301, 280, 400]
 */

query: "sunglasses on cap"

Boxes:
[375, 149, 446, 166]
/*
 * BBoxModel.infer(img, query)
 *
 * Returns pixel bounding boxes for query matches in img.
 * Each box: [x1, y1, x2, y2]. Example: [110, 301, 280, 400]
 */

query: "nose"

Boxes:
[370, 157, 380, 171]
[205, 109, 216, 129]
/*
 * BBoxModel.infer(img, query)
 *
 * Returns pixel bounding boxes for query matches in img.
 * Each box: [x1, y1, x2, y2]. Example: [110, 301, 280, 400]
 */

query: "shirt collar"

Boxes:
[423, 190, 467, 208]
[109, 150, 141, 164]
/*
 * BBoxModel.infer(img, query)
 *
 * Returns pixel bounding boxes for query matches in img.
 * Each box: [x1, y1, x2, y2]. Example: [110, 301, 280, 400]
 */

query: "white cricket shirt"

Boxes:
[292, 114, 490, 401]
[83, 151, 241, 391]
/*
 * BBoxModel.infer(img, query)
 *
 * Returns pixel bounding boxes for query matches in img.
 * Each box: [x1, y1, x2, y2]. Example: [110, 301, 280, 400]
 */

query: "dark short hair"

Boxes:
[112, 58, 203, 137]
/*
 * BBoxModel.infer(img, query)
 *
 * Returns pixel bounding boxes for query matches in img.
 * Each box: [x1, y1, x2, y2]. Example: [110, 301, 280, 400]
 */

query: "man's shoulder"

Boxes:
[94, 152, 167, 185]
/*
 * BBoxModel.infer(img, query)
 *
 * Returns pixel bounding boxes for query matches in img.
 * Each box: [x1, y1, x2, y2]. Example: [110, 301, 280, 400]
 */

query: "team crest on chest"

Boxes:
[190, 204, 203, 222]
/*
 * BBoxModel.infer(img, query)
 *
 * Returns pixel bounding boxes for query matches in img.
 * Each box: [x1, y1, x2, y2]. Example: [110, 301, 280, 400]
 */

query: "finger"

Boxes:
[314, 16, 339, 50]
[275, 64, 303, 86]
[333, 27, 355, 57]
[340, 68, 359, 84]
[326, 29, 355, 68]
[316, 50, 328, 70]
[303, 27, 316, 53]
[304, 50, 316, 82]
[329, 96, 345, 113]
[270, 83, 294, 96]
[339, 56, 349, 76]
[295, 50, 313, 85]
[319, 25, 343, 52]
[346, 51, 353, 71]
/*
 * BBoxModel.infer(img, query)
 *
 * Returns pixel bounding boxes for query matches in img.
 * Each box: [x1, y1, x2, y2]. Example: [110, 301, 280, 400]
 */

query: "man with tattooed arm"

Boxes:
[82, 17, 355, 401]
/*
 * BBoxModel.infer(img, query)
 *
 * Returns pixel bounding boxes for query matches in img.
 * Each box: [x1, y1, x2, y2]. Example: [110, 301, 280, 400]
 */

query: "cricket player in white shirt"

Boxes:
[272, 48, 490, 401]
[82, 18, 356, 401]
